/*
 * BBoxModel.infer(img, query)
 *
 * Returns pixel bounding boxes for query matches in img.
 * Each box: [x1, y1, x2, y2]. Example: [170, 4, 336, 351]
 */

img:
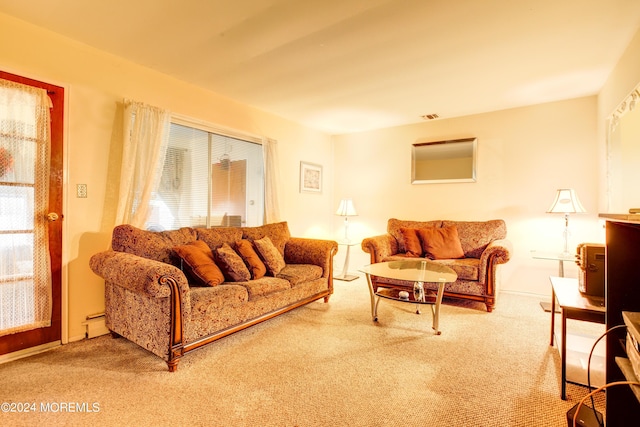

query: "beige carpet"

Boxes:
[0, 278, 605, 426]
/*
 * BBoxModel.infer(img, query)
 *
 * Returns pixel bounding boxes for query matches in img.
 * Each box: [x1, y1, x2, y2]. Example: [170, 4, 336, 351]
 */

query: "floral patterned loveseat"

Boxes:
[361, 219, 512, 312]
[90, 222, 337, 371]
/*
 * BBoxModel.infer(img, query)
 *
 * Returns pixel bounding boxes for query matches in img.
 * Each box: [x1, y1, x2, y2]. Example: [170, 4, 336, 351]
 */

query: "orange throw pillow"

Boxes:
[417, 226, 465, 260]
[215, 243, 251, 282]
[399, 228, 422, 257]
[173, 240, 225, 287]
[235, 239, 267, 279]
[253, 236, 286, 276]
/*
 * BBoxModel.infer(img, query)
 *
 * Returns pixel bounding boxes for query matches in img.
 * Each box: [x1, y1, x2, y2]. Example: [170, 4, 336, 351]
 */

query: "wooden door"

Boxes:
[0, 71, 64, 355]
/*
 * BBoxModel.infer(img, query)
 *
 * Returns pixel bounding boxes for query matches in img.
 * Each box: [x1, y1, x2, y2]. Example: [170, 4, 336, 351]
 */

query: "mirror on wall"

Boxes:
[607, 83, 640, 212]
[411, 137, 477, 184]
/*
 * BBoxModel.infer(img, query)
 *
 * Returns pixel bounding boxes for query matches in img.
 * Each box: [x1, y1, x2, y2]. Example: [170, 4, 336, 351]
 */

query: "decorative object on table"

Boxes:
[334, 199, 359, 281]
[0, 147, 14, 178]
[413, 281, 425, 302]
[546, 188, 586, 256]
[299, 161, 322, 193]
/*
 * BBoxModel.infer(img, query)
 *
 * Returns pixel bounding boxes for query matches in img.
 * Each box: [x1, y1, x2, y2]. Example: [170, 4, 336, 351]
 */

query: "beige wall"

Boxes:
[333, 97, 603, 296]
[0, 13, 334, 342]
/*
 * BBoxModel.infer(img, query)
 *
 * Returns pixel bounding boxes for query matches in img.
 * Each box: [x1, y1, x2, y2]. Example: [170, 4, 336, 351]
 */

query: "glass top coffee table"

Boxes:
[359, 260, 457, 335]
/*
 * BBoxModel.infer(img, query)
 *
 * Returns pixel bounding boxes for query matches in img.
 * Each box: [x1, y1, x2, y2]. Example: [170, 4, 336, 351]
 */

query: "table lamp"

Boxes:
[335, 198, 357, 243]
[546, 188, 586, 256]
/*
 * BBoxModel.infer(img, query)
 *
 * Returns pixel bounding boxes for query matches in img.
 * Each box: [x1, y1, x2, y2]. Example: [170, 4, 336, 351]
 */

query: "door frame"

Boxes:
[0, 69, 69, 359]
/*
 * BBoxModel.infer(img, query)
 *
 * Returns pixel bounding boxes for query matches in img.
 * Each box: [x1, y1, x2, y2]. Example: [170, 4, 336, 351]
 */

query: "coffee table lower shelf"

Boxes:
[372, 286, 445, 335]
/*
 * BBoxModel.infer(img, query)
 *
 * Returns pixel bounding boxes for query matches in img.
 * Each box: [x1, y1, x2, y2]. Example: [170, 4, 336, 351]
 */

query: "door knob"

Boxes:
[47, 212, 60, 222]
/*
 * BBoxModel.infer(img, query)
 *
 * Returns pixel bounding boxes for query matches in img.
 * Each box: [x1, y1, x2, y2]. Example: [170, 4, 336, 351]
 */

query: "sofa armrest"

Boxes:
[284, 237, 338, 277]
[478, 238, 513, 285]
[90, 250, 189, 370]
[361, 234, 399, 263]
[90, 250, 190, 299]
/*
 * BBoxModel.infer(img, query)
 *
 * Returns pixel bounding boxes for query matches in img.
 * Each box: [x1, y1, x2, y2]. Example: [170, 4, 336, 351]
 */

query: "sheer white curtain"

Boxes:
[262, 137, 281, 223]
[115, 100, 171, 227]
[0, 78, 52, 335]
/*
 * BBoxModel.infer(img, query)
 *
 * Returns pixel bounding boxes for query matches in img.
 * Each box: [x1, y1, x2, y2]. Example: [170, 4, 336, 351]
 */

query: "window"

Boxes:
[146, 121, 265, 231]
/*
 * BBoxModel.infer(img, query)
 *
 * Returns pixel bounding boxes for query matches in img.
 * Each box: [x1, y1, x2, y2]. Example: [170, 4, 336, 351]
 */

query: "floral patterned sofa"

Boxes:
[361, 219, 512, 312]
[90, 222, 337, 371]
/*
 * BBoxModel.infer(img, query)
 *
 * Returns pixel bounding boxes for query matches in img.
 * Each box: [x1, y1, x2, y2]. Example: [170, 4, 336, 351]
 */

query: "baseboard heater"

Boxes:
[82, 313, 109, 339]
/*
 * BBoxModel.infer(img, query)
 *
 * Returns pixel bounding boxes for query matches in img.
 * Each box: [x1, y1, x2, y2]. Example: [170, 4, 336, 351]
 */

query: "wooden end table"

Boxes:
[550, 276, 605, 400]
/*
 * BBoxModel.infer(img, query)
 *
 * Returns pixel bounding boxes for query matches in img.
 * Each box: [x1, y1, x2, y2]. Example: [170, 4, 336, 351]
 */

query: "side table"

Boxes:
[550, 276, 605, 400]
[334, 241, 360, 281]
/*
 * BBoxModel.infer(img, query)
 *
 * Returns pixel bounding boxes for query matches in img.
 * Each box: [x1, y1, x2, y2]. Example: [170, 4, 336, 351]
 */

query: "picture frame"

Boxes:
[299, 161, 322, 193]
[411, 137, 477, 184]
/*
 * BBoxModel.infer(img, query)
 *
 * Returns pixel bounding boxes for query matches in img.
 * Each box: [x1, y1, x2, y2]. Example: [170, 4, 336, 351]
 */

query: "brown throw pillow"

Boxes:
[215, 243, 251, 282]
[173, 240, 225, 287]
[417, 226, 465, 260]
[235, 239, 267, 279]
[253, 236, 286, 276]
[399, 227, 422, 257]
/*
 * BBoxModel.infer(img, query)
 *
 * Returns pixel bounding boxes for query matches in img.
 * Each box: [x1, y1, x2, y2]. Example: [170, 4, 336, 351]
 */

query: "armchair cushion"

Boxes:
[417, 225, 465, 260]
[173, 240, 224, 287]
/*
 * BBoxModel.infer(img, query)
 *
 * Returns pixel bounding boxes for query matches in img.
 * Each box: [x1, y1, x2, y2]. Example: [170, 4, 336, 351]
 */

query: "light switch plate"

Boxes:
[77, 184, 87, 198]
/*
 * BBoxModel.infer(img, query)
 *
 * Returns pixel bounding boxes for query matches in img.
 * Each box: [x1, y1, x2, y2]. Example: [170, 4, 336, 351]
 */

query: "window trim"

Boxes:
[171, 113, 264, 145]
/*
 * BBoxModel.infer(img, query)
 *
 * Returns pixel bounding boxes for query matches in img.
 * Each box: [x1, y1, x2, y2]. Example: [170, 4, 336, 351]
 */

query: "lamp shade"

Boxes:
[335, 198, 357, 216]
[546, 189, 586, 214]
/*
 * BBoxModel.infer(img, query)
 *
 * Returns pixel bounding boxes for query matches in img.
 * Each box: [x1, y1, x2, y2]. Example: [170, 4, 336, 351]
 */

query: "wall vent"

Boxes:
[421, 113, 440, 120]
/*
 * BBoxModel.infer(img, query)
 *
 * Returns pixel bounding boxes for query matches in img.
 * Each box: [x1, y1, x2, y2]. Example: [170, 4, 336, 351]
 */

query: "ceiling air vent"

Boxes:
[421, 113, 439, 120]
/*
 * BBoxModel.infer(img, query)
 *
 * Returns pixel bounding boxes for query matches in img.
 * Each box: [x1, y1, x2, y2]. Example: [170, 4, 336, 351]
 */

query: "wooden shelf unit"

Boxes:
[600, 215, 640, 425]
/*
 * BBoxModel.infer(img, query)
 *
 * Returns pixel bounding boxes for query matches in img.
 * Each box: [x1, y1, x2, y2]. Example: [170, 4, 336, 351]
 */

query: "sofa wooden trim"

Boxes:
[160, 275, 185, 372]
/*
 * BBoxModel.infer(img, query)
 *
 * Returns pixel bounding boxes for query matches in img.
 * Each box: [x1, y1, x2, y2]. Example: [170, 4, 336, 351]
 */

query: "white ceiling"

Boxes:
[2, 0, 640, 134]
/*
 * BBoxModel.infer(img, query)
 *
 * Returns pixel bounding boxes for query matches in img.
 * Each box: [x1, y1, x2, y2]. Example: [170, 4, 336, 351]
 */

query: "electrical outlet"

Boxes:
[77, 184, 87, 198]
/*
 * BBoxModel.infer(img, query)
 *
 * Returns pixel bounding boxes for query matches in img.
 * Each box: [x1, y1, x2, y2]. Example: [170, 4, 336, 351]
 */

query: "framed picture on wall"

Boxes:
[300, 161, 322, 193]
